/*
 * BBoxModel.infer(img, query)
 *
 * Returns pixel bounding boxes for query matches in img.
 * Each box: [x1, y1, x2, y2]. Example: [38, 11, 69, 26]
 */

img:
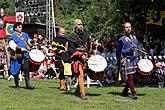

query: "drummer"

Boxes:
[51, 27, 69, 91]
[116, 21, 143, 99]
[8, 22, 34, 89]
[67, 19, 90, 100]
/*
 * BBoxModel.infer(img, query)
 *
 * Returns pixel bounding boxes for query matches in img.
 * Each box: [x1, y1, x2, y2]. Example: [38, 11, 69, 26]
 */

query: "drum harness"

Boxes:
[15, 32, 31, 51]
[14, 32, 32, 64]
[129, 35, 152, 72]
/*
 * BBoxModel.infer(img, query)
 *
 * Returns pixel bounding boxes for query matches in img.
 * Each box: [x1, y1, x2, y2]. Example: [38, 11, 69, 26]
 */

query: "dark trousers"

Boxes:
[123, 74, 135, 94]
[14, 59, 31, 87]
[55, 60, 65, 80]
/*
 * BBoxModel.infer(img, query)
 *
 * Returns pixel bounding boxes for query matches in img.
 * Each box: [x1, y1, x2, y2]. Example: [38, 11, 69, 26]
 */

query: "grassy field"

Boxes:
[0, 78, 165, 110]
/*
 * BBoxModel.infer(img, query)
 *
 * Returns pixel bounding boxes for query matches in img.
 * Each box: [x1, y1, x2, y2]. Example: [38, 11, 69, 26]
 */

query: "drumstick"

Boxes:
[144, 58, 151, 68]
[35, 49, 38, 55]
[30, 49, 38, 55]
[89, 59, 98, 61]
[88, 63, 98, 65]
[129, 36, 148, 55]
[134, 48, 148, 55]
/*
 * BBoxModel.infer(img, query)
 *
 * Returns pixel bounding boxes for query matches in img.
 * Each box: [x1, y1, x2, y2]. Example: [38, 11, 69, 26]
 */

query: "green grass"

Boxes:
[0, 78, 165, 110]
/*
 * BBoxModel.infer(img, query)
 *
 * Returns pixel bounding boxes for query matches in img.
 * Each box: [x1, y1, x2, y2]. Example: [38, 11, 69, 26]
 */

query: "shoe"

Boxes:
[26, 86, 35, 90]
[122, 92, 128, 97]
[122, 90, 128, 97]
[80, 93, 88, 100]
[60, 85, 65, 90]
[131, 93, 137, 100]
[60, 80, 65, 90]
[74, 91, 80, 97]
[15, 86, 20, 90]
[65, 90, 71, 94]
[74, 87, 80, 96]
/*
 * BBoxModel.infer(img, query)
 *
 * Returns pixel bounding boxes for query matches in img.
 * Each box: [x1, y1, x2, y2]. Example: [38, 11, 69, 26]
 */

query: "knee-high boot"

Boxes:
[75, 83, 80, 96]
[23, 60, 34, 90]
[14, 75, 19, 89]
[122, 80, 129, 97]
[25, 75, 34, 89]
[60, 79, 65, 90]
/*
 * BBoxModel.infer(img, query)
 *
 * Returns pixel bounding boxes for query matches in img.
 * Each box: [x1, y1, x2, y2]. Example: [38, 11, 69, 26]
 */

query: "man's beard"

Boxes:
[125, 32, 132, 37]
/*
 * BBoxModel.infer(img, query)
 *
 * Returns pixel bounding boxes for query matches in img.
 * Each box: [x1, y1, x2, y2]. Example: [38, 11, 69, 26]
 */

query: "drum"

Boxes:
[29, 49, 45, 72]
[87, 55, 107, 80]
[137, 59, 154, 76]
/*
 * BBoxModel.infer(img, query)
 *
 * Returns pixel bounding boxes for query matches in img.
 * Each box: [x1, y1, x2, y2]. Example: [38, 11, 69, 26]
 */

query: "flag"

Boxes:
[6, 23, 14, 35]
[16, 12, 24, 23]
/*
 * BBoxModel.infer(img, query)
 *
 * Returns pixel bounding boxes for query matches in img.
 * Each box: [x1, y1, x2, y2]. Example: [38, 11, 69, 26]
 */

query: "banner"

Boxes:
[16, 12, 24, 23]
[6, 23, 14, 35]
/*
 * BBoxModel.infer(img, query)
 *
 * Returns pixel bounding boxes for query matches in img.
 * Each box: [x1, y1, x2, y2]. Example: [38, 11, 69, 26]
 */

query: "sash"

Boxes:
[15, 32, 31, 51]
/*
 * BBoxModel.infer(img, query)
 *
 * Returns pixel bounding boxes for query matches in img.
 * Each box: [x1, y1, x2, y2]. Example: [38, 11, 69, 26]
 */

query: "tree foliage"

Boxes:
[55, 0, 151, 39]
[0, 0, 15, 16]
[1, 0, 164, 40]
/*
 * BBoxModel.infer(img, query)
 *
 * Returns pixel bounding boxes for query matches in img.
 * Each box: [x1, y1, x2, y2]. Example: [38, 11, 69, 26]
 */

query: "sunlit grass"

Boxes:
[0, 78, 165, 110]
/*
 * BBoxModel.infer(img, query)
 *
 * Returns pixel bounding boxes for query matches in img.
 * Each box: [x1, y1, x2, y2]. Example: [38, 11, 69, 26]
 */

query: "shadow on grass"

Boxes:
[108, 91, 146, 97]
[60, 91, 101, 99]
[86, 93, 101, 96]
[8, 85, 17, 89]
[48, 86, 59, 89]
[108, 91, 123, 96]
[8, 86, 37, 90]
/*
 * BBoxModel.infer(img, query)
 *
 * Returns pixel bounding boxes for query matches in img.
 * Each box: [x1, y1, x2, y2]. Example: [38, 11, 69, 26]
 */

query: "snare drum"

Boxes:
[87, 55, 107, 80]
[29, 49, 45, 72]
[137, 59, 154, 76]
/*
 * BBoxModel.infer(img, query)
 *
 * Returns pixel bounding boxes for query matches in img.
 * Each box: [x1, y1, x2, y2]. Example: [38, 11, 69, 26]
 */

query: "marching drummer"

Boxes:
[51, 27, 72, 93]
[67, 19, 90, 100]
[116, 21, 143, 99]
[8, 22, 34, 89]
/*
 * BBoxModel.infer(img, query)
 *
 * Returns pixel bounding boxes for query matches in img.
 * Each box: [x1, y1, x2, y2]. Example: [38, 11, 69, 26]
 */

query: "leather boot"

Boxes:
[60, 79, 65, 90]
[65, 83, 71, 94]
[14, 76, 20, 89]
[122, 87, 129, 97]
[131, 92, 137, 100]
[25, 76, 34, 90]
[74, 85, 80, 96]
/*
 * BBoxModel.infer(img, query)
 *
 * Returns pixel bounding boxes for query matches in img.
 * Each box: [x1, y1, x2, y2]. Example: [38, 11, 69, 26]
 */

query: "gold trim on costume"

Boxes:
[127, 70, 136, 74]
[127, 66, 137, 69]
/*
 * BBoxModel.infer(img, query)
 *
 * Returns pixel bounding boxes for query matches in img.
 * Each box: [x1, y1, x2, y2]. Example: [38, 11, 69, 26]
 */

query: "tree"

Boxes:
[2, 0, 164, 40]
[55, 0, 149, 40]
[0, 0, 15, 16]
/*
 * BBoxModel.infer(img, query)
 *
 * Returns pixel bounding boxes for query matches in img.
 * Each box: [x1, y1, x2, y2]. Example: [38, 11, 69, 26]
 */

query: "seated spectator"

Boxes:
[45, 64, 56, 79]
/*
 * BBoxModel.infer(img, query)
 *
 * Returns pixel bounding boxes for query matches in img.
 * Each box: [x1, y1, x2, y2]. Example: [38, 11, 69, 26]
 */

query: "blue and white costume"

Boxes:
[116, 35, 143, 75]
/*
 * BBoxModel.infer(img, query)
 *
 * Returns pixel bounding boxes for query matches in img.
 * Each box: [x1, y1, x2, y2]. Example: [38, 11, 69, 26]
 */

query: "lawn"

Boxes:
[0, 78, 165, 110]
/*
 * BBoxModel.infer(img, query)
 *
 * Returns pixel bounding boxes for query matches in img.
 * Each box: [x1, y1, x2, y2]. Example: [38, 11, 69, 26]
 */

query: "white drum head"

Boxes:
[29, 49, 45, 62]
[138, 59, 153, 73]
[88, 55, 107, 72]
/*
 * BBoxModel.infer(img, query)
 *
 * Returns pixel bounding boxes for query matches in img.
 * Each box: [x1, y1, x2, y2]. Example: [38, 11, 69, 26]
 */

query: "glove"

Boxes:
[21, 48, 28, 52]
